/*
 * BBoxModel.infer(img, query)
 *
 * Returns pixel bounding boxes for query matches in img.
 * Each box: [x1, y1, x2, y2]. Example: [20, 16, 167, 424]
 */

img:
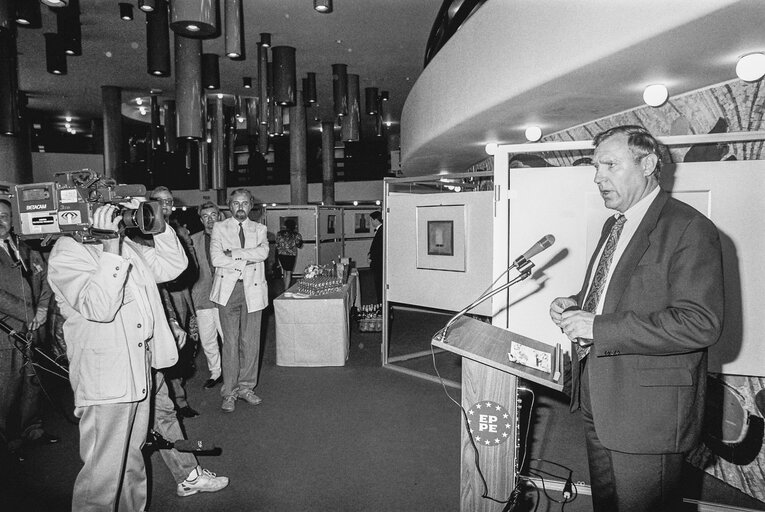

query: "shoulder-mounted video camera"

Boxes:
[14, 170, 165, 244]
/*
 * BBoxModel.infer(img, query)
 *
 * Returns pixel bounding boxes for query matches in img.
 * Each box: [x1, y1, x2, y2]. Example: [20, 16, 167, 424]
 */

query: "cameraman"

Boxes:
[47, 202, 187, 511]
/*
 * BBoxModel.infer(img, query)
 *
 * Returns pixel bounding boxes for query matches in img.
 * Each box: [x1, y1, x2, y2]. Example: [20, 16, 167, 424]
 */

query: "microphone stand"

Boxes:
[437, 258, 536, 343]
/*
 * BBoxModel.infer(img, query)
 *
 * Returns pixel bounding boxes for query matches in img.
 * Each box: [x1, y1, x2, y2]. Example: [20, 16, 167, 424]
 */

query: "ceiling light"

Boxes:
[375, 200, 381, 206]
[138, 0, 156, 12]
[314, 0, 332, 13]
[44, 33, 67, 75]
[260, 32, 271, 48]
[136, 97, 143, 105]
[736, 52, 765, 82]
[243, 77, 252, 88]
[139, 107, 147, 115]
[41, 0, 68, 7]
[16, 1, 42, 27]
[643, 84, 668, 107]
[185, 24, 200, 31]
[65, 122, 71, 129]
[525, 126, 542, 142]
[485, 142, 498, 155]
[353, 201, 358, 206]
[119, 3, 134, 21]
[65, 116, 72, 122]
[380, 91, 389, 101]
[170, 0, 216, 37]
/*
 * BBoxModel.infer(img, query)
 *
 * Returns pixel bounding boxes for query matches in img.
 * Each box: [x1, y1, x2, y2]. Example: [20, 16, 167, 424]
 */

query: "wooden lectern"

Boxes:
[432, 316, 566, 512]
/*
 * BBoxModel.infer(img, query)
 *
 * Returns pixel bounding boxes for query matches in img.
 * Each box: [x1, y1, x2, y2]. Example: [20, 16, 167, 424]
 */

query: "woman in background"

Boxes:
[275, 219, 303, 290]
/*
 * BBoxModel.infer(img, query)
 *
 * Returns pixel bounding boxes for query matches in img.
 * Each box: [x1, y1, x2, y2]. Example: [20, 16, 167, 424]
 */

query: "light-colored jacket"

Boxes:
[209, 217, 269, 313]
[47, 225, 188, 407]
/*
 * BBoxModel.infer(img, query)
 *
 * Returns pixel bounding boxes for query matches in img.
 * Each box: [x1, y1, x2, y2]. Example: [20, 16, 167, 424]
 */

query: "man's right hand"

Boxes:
[550, 296, 577, 328]
[93, 205, 122, 254]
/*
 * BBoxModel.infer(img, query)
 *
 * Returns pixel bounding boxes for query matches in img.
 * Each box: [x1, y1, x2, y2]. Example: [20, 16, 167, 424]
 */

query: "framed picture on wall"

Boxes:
[327, 214, 336, 234]
[416, 204, 466, 271]
[354, 213, 369, 234]
[279, 216, 299, 232]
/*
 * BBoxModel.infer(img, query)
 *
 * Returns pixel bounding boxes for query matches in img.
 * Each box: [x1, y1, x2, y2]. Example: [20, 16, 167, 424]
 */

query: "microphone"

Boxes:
[512, 234, 555, 268]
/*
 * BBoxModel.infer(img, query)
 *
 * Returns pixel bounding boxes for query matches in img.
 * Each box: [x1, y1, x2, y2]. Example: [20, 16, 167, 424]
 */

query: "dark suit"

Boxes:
[369, 225, 383, 303]
[572, 190, 724, 510]
[0, 238, 51, 450]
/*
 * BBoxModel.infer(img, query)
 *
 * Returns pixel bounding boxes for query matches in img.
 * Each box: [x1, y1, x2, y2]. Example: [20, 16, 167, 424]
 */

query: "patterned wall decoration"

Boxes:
[466, 77, 765, 503]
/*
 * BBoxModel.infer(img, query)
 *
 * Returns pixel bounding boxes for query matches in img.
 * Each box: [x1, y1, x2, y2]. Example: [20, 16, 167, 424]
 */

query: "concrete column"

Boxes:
[101, 85, 123, 181]
[289, 89, 307, 205]
[321, 121, 335, 205]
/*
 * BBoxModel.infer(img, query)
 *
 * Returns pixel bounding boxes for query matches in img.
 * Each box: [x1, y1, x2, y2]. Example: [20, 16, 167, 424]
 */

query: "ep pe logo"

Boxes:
[467, 400, 513, 447]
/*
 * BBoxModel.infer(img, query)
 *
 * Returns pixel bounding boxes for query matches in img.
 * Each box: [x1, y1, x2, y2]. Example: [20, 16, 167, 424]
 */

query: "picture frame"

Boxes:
[416, 204, 466, 271]
[354, 213, 369, 234]
[327, 214, 336, 234]
[279, 216, 299, 232]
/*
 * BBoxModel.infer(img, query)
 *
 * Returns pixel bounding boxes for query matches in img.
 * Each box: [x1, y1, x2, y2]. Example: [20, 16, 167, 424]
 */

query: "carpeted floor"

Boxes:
[2, 270, 764, 511]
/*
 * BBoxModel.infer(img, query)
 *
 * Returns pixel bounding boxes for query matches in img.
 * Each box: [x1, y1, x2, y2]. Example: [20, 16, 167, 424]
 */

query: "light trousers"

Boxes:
[217, 282, 262, 398]
[195, 307, 222, 379]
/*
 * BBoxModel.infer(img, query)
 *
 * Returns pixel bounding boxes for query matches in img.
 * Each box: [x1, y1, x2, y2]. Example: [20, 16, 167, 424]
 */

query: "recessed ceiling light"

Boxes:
[736, 52, 765, 82]
[525, 126, 542, 142]
[643, 84, 669, 107]
[136, 97, 143, 105]
[139, 0, 156, 12]
[65, 116, 72, 122]
[186, 24, 200, 32]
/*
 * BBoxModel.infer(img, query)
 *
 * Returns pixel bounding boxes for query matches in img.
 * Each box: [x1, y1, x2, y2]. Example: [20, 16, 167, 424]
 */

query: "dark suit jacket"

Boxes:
[571, 190, 724, 454]
[369, 225, 383, 269]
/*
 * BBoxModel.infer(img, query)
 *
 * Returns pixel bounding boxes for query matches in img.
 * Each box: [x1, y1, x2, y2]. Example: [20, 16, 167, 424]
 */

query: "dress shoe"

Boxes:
[177, 406, 200, 418]
[203, 376, 222, 389]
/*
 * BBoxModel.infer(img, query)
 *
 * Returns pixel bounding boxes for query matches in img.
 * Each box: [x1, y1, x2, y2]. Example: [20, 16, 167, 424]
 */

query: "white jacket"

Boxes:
[47, 225, 187, 407]
[209, 217, 269, 313]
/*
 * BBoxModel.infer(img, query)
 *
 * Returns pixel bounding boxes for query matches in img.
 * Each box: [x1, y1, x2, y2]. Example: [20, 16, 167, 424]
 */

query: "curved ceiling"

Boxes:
[15, 0, 441, 136]
[401, 0, 765, 175]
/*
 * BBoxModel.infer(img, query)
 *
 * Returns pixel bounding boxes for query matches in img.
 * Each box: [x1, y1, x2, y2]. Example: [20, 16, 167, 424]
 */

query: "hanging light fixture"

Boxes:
[341, 73, 360, 142]
[170, 0, 216, 38]
[202, 53, 220, 89]
[736, 52, 765, 82]
[41, 0, 68, 7]
[365, 87, 378, 115]
[525, 126, 542, 142]
[0, 31, 20, 135]
[162, 99, 177, 152]
[260, 32, 271, 48]
[643, 84, 668, 107]
[332, 63, 348, 117]
[272, 46, 296, 106]
[119, 3, 134, 20]
[175, 34, 203, 139]
[15, 1, 42, 28]
[139, 0, 157, 12]
[224, 0, 244, 59]
[44, 33, 67, 75]
[314, 0, 332, 13]
[305, 72, 317, 104]
[146, 0, 170, 76]
[56, 0, 82, 56]
[243, 76, 252, 88]
[257, 42, 269, 126]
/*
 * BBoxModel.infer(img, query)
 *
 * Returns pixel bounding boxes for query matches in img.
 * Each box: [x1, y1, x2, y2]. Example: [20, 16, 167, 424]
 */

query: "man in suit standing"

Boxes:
[0, 199, 58, 464]
[368, 211, 383, 303]
[190, 201, 223, 389]
[210, 189, 269, 413]
[549, 125, 724, 512]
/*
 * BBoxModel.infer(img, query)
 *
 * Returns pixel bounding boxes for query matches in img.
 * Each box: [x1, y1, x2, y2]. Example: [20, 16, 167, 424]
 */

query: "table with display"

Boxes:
[274, 272, 359, 367]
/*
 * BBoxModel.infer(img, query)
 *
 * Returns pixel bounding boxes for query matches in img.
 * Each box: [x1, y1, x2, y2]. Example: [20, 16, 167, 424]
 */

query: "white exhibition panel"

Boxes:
[345, 238, 372, 269]
[503, 161, 765, 377]
[386, 191, 494, 316]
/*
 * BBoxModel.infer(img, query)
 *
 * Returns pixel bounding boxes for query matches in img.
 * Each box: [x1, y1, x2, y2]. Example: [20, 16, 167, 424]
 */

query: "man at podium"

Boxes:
[549, 125, 724, 512]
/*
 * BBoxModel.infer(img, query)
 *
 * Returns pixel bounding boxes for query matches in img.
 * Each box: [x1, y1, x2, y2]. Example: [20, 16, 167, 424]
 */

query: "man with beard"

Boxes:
[210, 189, 269, 413]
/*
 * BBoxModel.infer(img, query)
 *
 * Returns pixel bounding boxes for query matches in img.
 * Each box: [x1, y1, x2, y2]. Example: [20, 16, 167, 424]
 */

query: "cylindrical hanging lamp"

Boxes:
[272, 45, 296, 106]
[321, 120, 336, 205]
[44, 33, 67, 75]
[162, 99, 177, 152]
[0, 30, 20, 135]
[146, 0, 170, 76]
[56, 0, 82, 56]
[305, 72, 317, 104]
[209, 95, 226, 190]
[170, 0, 216, 38]
[332, 63, 347, 117]
[257, 42, 269, 126]
[139, 0, 157, 12]
[224, 0, 243, 59]
[314, 0, 332, 14]
[245, 97, 258, 136]
[260, 32, 270, 48]
[41, 0, 69, 7]
[202, 53, 220, 89]
[341, 73, 360, 142]
[243, 76, 252, 88]
[15, 1, 42, 28]
[174, 34, 203, 139]
[119, 3, 134, 21]
[150, 95, 162, 149]
[365, 87, 378, 115]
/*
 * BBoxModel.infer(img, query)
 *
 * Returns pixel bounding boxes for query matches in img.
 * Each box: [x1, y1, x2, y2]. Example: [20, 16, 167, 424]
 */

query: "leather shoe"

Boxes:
[203, 376, 222, 389]
[177, 406, 200, 418]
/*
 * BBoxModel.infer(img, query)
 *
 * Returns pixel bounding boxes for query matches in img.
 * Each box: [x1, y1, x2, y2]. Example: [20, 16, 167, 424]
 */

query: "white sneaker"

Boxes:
[176, 466, 230, 497]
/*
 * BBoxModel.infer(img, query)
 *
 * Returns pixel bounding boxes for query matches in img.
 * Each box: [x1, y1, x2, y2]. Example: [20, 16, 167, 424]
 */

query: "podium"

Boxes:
[432, 316, 566, 512]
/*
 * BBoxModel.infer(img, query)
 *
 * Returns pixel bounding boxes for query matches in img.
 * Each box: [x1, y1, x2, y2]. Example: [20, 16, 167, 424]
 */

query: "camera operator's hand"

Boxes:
[93, 204, 122, 254]
[118, 197, 145, 210]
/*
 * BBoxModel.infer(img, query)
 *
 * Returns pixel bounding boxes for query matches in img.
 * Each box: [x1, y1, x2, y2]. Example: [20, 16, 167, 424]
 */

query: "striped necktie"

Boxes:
[238, 222, 245, 248]
[576, 215, 627, 360]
